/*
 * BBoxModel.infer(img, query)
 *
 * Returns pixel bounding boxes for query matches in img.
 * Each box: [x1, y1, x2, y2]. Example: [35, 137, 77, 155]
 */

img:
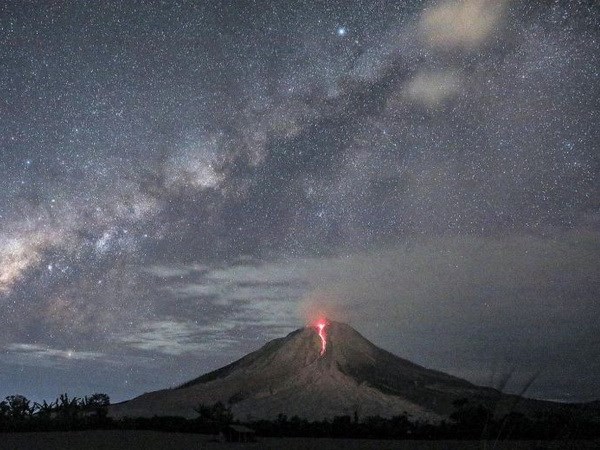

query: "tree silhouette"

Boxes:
[83, 393, 110, 418]
[194, 401, 233, 427]
[55, 393, 81, 420]
[449, 398, 491, 438]
[0, 399, 10, 422]
[4, 395, 36, 420]
[34, 399, 57, 419]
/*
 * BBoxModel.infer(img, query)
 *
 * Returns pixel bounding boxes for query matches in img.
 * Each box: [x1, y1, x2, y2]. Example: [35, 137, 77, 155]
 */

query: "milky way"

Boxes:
[1, 0, 598, 403]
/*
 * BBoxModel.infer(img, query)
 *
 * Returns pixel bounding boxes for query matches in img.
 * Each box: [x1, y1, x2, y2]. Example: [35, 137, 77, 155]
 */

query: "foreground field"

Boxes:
[0, 431, 598, 450]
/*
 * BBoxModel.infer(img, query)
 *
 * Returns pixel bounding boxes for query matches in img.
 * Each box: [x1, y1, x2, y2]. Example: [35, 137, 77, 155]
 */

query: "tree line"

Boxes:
[0, 393, 110, 431]
[0, 394, 598, 441]
[248, 399, 600, 441]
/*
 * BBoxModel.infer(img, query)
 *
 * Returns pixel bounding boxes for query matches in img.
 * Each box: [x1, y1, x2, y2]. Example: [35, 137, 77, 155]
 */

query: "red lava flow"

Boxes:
[316, 321, 327, 356]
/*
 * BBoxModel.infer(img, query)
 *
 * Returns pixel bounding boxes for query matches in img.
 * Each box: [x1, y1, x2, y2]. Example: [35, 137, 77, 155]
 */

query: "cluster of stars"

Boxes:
[0, 0, 597, 403]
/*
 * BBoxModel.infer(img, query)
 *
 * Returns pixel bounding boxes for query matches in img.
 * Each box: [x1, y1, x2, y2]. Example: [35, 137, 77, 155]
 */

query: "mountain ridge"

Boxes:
[109, 321, 593, 421]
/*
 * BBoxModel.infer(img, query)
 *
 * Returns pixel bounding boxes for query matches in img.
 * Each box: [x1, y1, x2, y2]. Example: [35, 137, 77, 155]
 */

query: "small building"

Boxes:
[225, 424, 256, 442]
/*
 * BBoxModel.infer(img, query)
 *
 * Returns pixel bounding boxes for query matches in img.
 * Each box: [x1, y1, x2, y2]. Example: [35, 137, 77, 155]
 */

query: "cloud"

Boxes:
[403, 70, 462, 106]
[3, 343, 105, 367]
[206, 260, 309, 285]
[294, 232, 600, 397]
[160, 259, 311, 306]
[150, 230, 600, 338]
[154, 260, 310, 329]
[166, 282, 225, 299]
[143, 264, 207, 279]
[133, 230, 600, 394]
[420, 0, 507, 49]
[117, 320, 237, 355]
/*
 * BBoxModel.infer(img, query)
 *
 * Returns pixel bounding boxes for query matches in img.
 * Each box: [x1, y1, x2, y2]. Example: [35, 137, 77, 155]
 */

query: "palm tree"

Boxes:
[56, 393, 81, 420]
[5, 395, 36, 420]
[34, 399, 57, 419]
[83, 393, 110, 418]
[0, 400, 10, 422]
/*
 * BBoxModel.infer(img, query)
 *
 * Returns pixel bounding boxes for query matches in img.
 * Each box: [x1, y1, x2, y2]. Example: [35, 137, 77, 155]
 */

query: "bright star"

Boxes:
[337, 27, 347, 37]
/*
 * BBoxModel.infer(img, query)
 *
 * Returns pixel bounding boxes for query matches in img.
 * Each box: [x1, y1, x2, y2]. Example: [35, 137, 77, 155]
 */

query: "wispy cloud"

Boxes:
[142, 264, 208, 279]
[420, 0, 507, 49]
[403, 70, 462, 107]
[3, 343, 105, 367]
[117, 320, 237, 355]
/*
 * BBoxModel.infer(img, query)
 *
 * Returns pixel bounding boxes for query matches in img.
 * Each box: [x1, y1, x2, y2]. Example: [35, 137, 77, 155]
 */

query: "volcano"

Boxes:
[109, 321, 578, 421]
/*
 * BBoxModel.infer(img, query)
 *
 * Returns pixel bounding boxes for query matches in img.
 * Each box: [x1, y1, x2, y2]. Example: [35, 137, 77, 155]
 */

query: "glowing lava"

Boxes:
[316, 321, 328, 356]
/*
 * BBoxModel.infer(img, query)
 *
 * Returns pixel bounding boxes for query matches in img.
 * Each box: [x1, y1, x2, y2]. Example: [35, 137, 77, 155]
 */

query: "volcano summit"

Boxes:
[109, 321, 580, 421]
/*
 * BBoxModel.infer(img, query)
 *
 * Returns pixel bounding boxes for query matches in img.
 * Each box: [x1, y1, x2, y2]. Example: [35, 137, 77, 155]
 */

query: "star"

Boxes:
[0, 0, 596, 408]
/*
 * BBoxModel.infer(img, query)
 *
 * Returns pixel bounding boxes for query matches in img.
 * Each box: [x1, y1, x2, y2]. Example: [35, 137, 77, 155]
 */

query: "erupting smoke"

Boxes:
[299, 290, 348, 324]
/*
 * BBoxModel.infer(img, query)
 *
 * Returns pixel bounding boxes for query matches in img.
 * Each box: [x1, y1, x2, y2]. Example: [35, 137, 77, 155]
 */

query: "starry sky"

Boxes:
[1, 0, 599, 404]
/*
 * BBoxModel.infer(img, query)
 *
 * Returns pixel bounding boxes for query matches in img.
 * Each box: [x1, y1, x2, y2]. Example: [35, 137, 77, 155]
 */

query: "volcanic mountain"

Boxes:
[109, 321, 583, 421]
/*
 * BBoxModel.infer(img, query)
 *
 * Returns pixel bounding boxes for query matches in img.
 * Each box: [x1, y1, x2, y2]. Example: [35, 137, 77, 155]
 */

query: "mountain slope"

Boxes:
[108, 321, 573, 421]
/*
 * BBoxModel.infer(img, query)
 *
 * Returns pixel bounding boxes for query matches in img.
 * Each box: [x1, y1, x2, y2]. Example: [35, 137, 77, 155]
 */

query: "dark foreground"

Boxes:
[0, 431, 598, 450]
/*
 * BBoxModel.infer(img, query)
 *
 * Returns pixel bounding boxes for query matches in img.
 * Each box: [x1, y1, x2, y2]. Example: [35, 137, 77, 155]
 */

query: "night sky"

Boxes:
[1, 0, 598, 405]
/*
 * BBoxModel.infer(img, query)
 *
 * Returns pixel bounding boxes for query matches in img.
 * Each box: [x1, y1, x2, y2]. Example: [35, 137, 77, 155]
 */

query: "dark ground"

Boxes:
[0, 431, 598, 450]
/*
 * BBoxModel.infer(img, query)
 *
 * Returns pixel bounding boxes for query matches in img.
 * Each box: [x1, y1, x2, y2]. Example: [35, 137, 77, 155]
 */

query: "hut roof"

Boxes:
[228, 425, 255, 434]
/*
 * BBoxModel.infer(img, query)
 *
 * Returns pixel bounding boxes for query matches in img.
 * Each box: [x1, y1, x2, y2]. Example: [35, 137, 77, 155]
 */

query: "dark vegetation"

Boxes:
[0, 394, 598, 442]
[247, 399, 600, 441]
[0, 393, 110, 432]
